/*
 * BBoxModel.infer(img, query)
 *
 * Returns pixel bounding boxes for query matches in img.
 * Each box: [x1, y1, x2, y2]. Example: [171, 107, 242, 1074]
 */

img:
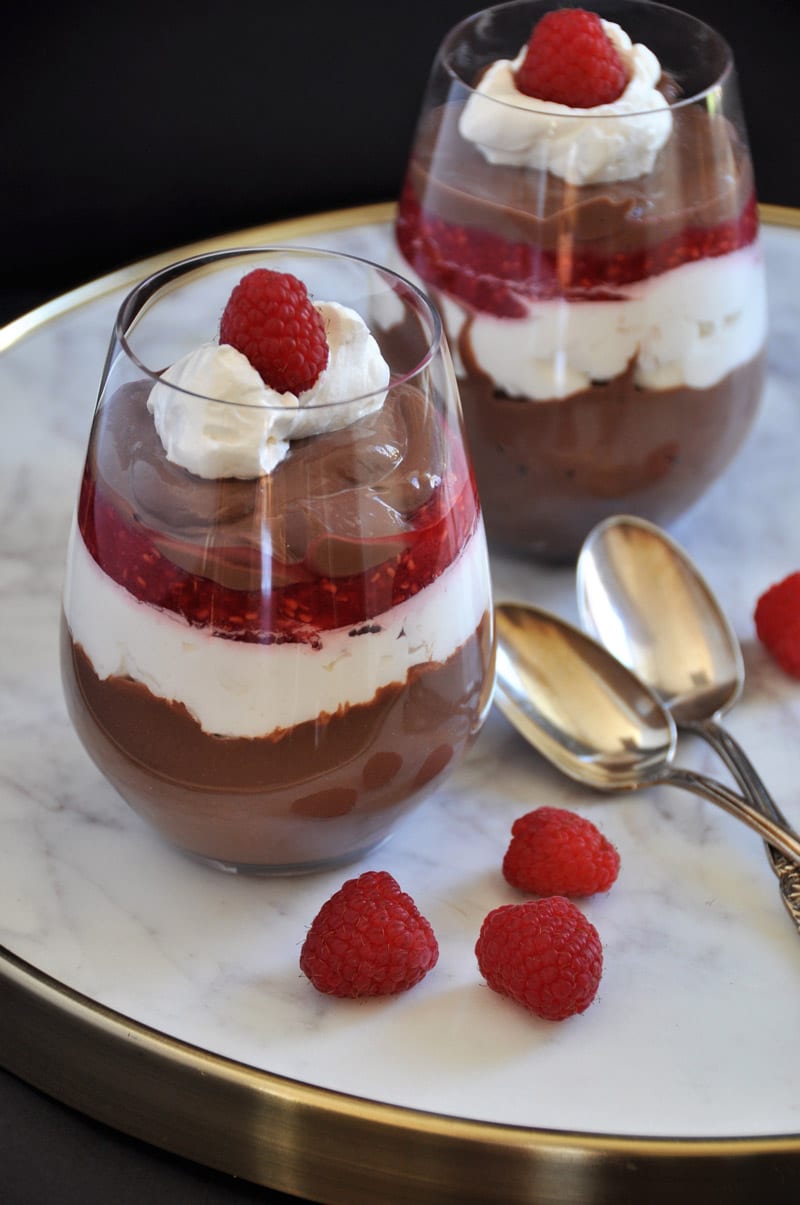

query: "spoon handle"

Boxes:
[685, 718, 800, 933]
[665, 767, 800, 866]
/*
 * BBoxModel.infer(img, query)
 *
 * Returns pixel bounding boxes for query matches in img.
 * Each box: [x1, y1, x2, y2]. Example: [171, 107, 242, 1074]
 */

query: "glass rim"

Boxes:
[112, 245, 444, 411]
[440, 0, 735, 119]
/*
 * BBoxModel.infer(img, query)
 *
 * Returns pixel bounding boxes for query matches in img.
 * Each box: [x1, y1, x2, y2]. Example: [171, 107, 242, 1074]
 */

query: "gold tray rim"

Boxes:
[2, 200, 798, 352]
[2, 199, 799, 1203]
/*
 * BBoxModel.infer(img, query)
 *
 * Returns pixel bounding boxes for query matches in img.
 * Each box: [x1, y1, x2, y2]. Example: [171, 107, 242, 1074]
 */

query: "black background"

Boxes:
[2, 1, 799, 1201]
[2, 0, 799, 327]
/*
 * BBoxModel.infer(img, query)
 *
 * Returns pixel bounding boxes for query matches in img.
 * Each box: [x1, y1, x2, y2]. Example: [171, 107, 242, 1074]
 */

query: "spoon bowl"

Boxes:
[577, 514, 800, 926]
[576, 516, 743, 724]
[495, 602, 675, 791]
[494, 601, 800, 866]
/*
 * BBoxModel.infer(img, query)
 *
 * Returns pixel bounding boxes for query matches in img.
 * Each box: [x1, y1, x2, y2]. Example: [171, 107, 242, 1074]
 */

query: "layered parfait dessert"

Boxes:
[61, 249, 494, 872]
[396, 0, 767, 560]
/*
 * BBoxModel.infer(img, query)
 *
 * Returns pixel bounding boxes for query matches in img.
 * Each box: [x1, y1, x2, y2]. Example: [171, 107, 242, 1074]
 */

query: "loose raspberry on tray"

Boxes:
[299, 870, 439, 998]
[475, 897, 603, 1021]
[502, 806, 620, 898]
[515, 8, 630, 108]
[219, 267, 329, 395]
[754, 572, 800, 678]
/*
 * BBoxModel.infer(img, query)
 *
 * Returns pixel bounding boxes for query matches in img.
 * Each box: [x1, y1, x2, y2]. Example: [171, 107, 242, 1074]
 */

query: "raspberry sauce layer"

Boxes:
[78, 377, 479, 645]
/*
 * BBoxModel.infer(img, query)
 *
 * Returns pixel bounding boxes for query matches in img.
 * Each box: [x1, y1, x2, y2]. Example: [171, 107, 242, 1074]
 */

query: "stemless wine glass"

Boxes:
[60, 246, 495, 873]
[396, 0, 767, 562]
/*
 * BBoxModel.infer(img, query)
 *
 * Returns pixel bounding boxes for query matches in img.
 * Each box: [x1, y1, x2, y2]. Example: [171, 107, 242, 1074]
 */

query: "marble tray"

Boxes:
[2, 203, 799, 1204]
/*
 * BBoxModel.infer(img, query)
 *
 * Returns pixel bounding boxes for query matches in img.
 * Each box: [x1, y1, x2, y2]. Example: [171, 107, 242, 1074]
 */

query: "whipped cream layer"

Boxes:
[458, 20, 673, 185]
[63, 520, 491, 739]
[147, 302, 390, 479]
[441, 243, 766, 400]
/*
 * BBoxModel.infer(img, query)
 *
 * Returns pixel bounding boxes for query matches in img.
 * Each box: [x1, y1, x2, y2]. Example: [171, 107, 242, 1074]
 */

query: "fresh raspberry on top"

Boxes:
[515, 8, 629, 108]
[219, 268, 329, 395]
[299, 871, 439, 998]
[503, 806, 620, 897]
[754, 572, 800, 678]
[475, 896, 602, 1021]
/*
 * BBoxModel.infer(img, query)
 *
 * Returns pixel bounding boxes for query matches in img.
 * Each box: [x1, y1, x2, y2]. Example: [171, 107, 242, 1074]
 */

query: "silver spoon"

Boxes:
[493, 602, 800, 865]
[577, 514, 800, 929]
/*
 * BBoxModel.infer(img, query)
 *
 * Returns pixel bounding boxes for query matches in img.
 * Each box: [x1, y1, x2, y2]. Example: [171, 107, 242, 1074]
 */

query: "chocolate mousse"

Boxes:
[61, 260, 494, 871]
[396, 6, 767, 561]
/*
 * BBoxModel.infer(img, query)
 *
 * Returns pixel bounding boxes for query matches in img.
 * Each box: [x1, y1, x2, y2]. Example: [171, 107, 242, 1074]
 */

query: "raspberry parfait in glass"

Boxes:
[61, 247, 494, 873]
[396, 0, 767, 562]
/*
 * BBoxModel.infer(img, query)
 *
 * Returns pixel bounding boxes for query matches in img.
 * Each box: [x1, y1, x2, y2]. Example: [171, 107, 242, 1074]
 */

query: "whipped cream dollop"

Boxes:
[458, 20, 673, 184]
[147, 301, 391, 479]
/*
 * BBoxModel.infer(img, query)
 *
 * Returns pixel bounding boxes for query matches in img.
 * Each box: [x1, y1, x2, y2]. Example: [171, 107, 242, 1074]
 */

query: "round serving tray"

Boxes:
[2, 203, 800, 1204]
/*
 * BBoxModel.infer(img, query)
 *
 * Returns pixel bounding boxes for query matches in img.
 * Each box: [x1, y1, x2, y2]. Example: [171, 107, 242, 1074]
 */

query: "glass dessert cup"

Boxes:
[60, 247, 495, 874]
[396, 0, 767, 563]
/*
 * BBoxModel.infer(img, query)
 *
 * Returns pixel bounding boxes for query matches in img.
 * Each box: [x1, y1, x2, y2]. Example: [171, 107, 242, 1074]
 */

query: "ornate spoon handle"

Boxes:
[685, 718, 800, 933]
[661, 766, 800, 866]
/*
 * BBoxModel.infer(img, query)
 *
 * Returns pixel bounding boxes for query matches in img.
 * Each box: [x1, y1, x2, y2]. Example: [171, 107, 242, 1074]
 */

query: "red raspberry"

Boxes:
[503, 806, 620, 897]
[755, 572, 800, 678]
[299, 871, 439, 998]
[219, 267, 329, 395]
[475, 897, 602, 1021]
[515, 9, 629, 108]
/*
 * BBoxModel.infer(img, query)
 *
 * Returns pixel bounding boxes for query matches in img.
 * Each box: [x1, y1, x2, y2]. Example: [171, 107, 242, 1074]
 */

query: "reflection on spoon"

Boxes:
[577, 514, 800, 931]
[493, 602, 800, 866]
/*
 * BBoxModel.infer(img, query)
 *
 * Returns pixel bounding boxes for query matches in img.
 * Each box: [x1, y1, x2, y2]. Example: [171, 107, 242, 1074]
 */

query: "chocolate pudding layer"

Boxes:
[457, 347, 765, 561]
[61, 614, 493, 870]
[402, 100, 756, 269]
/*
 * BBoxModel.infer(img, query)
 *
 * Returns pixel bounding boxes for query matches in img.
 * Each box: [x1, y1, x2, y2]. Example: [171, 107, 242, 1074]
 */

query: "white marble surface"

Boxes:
[2, 217, 800, 1142]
